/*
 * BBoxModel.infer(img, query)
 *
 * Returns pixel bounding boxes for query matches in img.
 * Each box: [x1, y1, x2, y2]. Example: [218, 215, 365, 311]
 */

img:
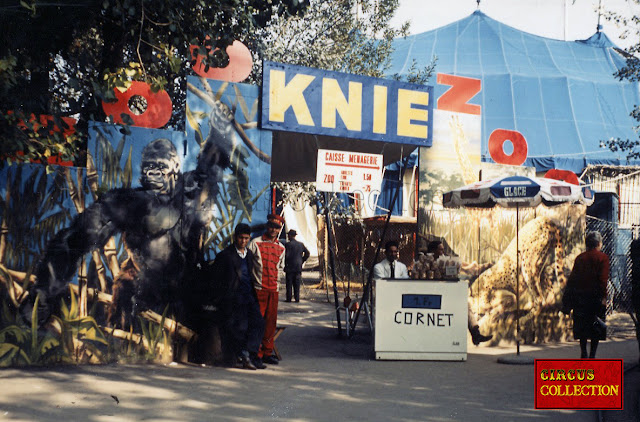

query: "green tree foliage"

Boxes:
[601, 3, 640, 159]
[0, 0, 309, 167]
[252, 0, 435, 83]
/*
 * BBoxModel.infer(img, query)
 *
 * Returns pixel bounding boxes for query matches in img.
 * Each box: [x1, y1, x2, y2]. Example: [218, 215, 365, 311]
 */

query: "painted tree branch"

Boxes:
[101, 326, 169, 357]
[0, 270, 196, 344]
[0, 267, 31, 305]
[186, 81, 271, 164]
[68, 284, 197, 342]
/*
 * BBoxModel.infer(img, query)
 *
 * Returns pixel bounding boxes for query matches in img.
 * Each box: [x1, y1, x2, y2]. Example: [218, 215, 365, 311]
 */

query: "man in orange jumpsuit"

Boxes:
[248, 214, 285, 365]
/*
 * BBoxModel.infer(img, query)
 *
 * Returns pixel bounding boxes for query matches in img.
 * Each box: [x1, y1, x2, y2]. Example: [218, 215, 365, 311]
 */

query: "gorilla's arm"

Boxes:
[192, 109, 233, 190]
[31, 188, 148, 320]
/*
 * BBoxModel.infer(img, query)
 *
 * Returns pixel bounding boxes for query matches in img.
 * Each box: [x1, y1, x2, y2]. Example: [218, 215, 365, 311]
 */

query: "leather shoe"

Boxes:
[262, 355, 279, 365]
[251, 357, 267, 369]
[237, 356, 256, 370]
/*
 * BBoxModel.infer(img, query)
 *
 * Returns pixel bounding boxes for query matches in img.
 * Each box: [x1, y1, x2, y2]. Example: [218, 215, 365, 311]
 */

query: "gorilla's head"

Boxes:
[140, 139, 181, 195]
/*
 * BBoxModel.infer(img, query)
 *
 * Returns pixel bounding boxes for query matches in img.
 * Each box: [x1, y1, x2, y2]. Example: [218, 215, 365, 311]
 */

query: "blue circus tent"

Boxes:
[388, 10, 640, 173]
[375, 148, 419, 216]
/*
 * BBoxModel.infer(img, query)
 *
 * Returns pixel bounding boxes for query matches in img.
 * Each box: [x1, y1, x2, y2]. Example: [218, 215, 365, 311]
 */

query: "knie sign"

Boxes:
[262, 61, 433, 147]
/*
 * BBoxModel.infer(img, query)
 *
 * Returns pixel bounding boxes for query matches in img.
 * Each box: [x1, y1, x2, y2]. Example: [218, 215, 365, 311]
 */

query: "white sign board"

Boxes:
[316, 149, 383, 193]
[374, 279, 468, 361]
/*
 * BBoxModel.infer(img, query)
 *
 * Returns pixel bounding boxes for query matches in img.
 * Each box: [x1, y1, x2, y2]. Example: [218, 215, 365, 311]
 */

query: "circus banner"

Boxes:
[262, 61, 433, 146]
[0, 77, 274, 367]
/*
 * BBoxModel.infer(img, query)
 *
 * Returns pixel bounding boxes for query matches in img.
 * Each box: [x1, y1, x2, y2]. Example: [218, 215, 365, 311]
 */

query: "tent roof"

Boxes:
[388, 10, 640, 173]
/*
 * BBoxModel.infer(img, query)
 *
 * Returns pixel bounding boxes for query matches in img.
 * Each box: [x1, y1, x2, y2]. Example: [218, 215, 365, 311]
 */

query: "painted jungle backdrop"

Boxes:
[0, 79, 271, 366]
[418, 109, 585, 345]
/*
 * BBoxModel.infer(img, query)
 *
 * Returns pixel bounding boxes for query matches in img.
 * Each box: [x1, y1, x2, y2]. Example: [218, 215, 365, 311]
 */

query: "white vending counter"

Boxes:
[374, 279, 468, 361]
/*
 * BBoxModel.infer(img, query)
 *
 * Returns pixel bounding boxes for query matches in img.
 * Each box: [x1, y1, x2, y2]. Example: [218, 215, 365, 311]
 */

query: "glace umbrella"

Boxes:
[443, 175, 594, 360]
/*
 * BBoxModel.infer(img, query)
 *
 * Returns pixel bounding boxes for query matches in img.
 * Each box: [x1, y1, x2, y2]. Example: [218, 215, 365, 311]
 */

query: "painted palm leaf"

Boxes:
[0, 165, 73, 271]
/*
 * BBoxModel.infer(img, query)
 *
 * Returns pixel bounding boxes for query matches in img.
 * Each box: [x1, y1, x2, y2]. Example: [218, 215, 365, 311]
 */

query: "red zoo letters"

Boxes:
[438, 73, 528, 166]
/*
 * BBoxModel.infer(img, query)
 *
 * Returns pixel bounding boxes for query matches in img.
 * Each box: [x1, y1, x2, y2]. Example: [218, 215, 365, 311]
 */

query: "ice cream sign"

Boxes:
[490, 178, 540, 199]
[503, 186, 528, 197]
[374, 280, 469, 361]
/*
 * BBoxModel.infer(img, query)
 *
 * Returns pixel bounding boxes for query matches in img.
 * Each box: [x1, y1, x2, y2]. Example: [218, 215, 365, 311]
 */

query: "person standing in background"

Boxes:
[248, 214, 286, 365]
[632, 239, 640, 364]
[565, 231, 610, 359]
[284, 229, 310, 303]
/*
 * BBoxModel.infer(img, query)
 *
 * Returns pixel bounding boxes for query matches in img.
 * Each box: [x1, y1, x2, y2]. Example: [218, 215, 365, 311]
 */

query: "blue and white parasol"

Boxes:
[442, 175, 594, 209]
[442, 175, 593, 361]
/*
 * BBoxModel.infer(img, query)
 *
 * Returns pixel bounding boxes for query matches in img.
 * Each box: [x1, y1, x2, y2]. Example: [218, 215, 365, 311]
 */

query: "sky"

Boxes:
[391, 0, 640, 49]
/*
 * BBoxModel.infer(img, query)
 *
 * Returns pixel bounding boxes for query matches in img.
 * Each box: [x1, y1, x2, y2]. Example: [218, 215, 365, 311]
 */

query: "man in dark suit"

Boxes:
[284, 229, 310, 303]
[213, 223, 266, 370]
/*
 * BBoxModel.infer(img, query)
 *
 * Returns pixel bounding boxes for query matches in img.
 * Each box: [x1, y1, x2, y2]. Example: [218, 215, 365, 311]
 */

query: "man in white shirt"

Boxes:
[373, 240, 409, 279]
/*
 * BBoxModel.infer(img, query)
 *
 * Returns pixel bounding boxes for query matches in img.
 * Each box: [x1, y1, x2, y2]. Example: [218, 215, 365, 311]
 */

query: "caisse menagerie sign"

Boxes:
[315, 149, 383, 193]
[261, 61, 433, 146]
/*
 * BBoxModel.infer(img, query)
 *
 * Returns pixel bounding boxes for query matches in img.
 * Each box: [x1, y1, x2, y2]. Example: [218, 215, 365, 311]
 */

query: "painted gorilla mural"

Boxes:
[24, 109, 233, 331]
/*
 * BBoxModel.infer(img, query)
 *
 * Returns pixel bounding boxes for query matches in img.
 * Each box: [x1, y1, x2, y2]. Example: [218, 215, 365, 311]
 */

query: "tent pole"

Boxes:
[516, 203, 520, 355]
[477, 217, 481, 321]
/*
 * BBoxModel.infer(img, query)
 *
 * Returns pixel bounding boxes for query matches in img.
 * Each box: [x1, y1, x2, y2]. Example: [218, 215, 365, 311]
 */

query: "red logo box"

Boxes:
[534, 359, 623, 410]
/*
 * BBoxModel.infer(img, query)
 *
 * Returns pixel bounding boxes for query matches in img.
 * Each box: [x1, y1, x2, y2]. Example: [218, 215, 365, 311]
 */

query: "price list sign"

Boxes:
[316, 149, 383, 193]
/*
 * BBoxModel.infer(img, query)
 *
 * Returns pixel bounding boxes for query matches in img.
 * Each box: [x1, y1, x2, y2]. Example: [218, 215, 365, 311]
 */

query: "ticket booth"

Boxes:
[374, 279, 468, 361]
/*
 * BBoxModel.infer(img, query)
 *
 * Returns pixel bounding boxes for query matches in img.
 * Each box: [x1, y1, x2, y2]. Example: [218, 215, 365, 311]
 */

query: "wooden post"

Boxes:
[325, 196, 342, 337]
